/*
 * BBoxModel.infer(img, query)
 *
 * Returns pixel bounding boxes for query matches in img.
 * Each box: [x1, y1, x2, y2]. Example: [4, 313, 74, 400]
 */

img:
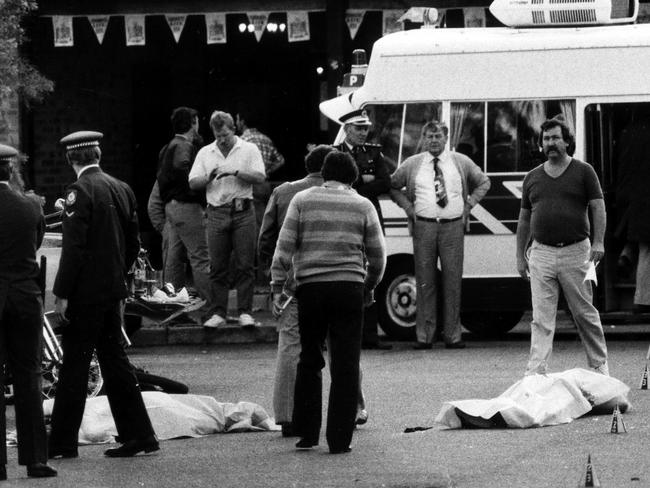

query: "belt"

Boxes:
[208, 198, 252, 210]
[416, 215, 462, 224]
[538, 238, 584, 248]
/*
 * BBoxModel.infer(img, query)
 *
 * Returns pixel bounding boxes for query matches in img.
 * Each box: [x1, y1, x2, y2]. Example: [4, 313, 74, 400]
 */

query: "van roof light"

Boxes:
[352, 49, 367, 67]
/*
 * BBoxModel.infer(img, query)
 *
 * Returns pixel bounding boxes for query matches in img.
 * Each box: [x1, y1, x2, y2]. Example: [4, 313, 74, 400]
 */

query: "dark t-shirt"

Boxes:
[521, 159, 603, 245]
[157, 135, 205, 205]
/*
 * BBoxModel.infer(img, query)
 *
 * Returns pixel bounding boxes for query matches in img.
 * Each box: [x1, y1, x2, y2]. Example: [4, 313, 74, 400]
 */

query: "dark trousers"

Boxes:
[49, 301, 156, 450]
[362, 302, 379, 345]
[0, 287, 48, 465]
[293, 281, 363, 451]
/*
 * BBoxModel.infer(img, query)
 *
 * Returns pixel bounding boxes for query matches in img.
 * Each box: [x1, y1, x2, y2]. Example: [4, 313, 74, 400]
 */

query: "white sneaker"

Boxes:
[238, 313, 256, 327]
[594, 362, 610, 376]
[203, 313, 226, 328]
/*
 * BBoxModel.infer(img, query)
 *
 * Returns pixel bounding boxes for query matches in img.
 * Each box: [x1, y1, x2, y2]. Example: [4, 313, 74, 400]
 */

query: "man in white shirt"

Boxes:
[390, 121, 490, 349]
[189, 111, 266, 327]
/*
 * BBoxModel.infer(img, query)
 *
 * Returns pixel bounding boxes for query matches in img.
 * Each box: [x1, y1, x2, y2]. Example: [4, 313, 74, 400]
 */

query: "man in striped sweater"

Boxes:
[271, 151, 386, 454]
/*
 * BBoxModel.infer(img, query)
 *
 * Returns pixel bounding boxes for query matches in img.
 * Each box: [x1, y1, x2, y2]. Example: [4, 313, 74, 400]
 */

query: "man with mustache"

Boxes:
[516, 116, 609, 376]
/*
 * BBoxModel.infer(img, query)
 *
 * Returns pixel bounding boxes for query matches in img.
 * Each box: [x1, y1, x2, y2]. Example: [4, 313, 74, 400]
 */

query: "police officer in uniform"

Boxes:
[0, 144, 57, 479]
[48, 131, 159, 459]
[334, 109, 392, 350]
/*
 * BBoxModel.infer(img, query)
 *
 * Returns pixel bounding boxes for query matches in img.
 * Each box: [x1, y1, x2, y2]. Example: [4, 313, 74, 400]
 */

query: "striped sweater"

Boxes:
[270, 182, 386, 293]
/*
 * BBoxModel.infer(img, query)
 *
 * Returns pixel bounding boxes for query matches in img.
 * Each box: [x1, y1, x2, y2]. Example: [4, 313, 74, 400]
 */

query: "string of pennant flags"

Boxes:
[46, 8, 488, 47]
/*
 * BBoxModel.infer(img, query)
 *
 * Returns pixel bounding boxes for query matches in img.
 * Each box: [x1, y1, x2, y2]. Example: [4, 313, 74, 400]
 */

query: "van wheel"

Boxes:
[461, 311, 523, 337]
[376, 258, 417, 341]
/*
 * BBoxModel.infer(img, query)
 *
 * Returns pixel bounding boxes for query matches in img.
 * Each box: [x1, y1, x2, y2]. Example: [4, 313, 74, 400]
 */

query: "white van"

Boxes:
[320, 19, 650, 339]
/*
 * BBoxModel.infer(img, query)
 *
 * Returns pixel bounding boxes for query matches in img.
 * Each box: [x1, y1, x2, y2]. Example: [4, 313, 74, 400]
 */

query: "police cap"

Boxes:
[60, 131, 103, 151]
[339, 109, 372, 126]
[0, 143, 18, 164]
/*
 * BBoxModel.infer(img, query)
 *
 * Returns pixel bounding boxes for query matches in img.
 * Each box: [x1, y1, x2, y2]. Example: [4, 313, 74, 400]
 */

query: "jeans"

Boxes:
[161, 221, 187, 290]
[635, 242, 650, 305]
[165, 201, 216, 314]
[206, 205, 257, 316]
[526, 239, 608, 375]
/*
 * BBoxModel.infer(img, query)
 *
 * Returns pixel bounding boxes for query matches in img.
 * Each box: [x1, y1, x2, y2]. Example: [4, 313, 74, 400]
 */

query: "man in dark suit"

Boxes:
[0, 144, 57, 479]
[48, 131, 159, 459]
[334, 109, 392, 351]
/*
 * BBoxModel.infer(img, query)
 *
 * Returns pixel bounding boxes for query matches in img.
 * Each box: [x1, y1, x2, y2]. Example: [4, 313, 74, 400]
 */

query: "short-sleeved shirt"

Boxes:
[521, 158, 603, 245]
[189, 136, 265, 206]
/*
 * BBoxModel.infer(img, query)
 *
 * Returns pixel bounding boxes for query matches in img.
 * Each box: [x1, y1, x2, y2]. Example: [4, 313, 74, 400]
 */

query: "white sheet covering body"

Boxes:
[435, 368, 630, 429]
[42, 392, 279, 444]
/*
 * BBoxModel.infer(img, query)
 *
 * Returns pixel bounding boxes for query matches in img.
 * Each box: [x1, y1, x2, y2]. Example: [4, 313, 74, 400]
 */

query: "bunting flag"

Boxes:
[88, 16, 110, 44]
[382, 10, 404, 36]
[247, 12, 270, 42]
[464, 8, 486, 27]
[125, 14, 146, 46]
[165, 14, 187, 43]
[53, 16, 74, 47]
[205, 13, 227, 44]
[345, 10, 366, 40]
[287, 11, 310, 42]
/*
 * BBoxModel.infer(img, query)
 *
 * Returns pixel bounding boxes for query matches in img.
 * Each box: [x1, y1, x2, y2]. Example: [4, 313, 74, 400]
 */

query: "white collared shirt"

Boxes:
[414, 150, 464, 219]
[77, 164, 100, 179]
[189, 136, 265, 206]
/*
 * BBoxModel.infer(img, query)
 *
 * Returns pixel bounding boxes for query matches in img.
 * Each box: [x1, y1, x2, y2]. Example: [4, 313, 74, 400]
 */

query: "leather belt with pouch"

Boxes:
[210, 198, 251, 212]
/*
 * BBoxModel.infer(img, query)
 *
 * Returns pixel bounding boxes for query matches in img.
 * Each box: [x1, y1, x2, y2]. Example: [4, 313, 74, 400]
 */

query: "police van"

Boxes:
[320, 0, 650, 339]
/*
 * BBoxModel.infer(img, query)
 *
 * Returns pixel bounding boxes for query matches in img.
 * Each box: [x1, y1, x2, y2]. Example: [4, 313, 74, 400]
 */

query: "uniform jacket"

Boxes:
[334, 143, 392, 222]
[53, 166, 140, 304]
[390, 150, 490, 232]
[0, 184, 45, 310]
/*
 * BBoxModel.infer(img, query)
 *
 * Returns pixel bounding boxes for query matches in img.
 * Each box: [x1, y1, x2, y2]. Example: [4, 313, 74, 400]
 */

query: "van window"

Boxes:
[399, 103, 443, 162]
[486, 100, 575, 173]
[364, 104, 403, 169]
[451, 102, 485, 169]
[366, 103, 442, 166]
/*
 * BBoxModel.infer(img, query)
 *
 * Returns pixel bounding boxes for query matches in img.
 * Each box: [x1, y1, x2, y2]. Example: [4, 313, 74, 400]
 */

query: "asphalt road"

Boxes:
[5, 332, 650, 487]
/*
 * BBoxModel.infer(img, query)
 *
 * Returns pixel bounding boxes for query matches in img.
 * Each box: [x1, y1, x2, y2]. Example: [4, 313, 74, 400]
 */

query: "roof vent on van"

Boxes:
[489, 0, 637, 26]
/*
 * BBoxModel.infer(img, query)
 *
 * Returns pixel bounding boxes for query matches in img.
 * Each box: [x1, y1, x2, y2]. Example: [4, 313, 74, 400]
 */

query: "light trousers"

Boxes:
[526, 239, 608, 375]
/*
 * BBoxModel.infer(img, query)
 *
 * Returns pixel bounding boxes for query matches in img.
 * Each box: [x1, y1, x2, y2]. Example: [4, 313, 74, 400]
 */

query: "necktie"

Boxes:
[433, 157, 448, 208]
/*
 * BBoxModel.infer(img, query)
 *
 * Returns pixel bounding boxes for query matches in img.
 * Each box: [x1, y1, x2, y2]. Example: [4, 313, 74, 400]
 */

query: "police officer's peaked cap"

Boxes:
[60, 131, 103, 150]
[0, 143, 18, 164]
[339, 109, 372, 126]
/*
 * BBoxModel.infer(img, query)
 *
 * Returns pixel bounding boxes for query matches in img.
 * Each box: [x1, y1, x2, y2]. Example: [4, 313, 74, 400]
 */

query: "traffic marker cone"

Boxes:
[640, 363, 649, 390]
[578, 454, 602, 487]
[609, 402, 627, 434]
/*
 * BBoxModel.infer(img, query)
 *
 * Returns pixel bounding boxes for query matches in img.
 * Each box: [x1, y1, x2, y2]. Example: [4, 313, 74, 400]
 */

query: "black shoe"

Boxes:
[413, 342, 433, 350]
[445, 341, 466, 350]
[329, 446, 352, 454]
[355, 409, 368, 425]
[295, 438, 317, 450]
[104, 436, 159, 458]
[27, 463, 57, 478]
[362, 342, 393, 350]
[48, 447, 78, 459]
[0, 465, 6, 481]
[281, 423, 297, 438]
